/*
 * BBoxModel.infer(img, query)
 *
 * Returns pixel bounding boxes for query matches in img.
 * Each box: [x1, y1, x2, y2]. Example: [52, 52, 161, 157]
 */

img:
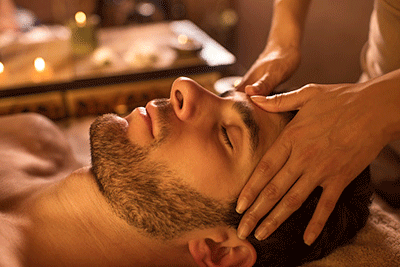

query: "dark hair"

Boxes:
[237, 167, 372, 266]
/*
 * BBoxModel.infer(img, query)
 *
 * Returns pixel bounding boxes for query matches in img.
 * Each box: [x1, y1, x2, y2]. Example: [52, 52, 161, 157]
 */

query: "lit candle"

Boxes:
[69, 12, 99, 56]
[32, 57, 53, 83]
[0, 62, 7, 83]
[171, 34, 202, 56]
[213, 76, 243, 95]
[233, 78, 242, 88]
[178, 34, 189, 45]
[75, 11, 87, 27]
[34, 57, 46, 73]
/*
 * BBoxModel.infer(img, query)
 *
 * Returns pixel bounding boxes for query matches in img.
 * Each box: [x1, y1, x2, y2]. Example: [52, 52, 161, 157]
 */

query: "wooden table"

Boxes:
[0, 20, 235, 120]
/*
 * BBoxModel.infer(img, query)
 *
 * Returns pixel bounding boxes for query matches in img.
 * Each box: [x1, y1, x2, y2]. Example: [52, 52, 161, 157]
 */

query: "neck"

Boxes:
[23, 167, 193, 267]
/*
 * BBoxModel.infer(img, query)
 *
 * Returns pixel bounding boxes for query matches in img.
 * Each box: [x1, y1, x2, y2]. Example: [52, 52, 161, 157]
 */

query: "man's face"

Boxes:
[122, 77, 288, 201]
[90, 77, 290, 239]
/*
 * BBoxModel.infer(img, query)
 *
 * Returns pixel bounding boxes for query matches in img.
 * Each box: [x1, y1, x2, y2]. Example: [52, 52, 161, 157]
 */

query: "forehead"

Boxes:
[219, 89, 247, 100]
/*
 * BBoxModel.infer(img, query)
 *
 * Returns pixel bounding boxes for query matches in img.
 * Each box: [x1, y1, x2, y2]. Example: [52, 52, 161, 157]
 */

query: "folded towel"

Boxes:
[302, 200, 400, 267]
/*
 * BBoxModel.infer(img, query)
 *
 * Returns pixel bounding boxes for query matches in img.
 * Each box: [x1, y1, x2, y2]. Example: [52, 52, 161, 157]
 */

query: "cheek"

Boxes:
[150, 136, 237, 200]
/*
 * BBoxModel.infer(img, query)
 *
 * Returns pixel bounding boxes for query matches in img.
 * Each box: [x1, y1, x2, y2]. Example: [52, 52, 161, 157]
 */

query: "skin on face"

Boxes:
[123, 77, 289, 201]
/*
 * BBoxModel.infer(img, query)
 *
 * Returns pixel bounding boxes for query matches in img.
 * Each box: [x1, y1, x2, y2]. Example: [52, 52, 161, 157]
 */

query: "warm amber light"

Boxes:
[34, 57, 46, 72]
[0, 62, 4, 74]
[177, 34, 188, 45]
[75, 11, 87, 27]
[233, 78, 242, 88]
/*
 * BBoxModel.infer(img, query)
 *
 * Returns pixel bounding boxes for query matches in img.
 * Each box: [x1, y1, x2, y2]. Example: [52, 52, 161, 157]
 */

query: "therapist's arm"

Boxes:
[0, 0, 18, 31]
[237, 68, 400, 244]
[236, 0, 312, 95]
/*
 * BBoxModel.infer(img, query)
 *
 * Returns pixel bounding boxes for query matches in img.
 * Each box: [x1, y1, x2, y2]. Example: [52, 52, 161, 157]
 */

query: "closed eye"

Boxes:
[221, 126, 233, 149]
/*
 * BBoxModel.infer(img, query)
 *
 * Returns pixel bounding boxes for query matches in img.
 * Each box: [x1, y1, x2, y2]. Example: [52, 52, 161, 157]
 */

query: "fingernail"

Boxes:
[237, 224, 251, 240]
[304, 233, 316, 246]
[255, 227, 268, 241]
[250, 95, 267, 102]
[236, 198, 249, 214]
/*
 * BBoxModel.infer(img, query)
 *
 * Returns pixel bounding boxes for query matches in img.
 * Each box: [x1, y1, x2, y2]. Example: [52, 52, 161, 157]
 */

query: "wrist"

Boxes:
[362, 69, 400, 144]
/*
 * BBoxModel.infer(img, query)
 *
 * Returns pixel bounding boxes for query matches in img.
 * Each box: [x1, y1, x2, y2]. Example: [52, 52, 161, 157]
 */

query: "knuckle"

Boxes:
[302, 83, 323, 95]
[258, 79, 271, 93]
[257, 160, 274, 177]
[263, 216, 280, 229]
[259, 183, 281, 201]
[283, 165, 297, 178]
[281, 126, 297, 141]
[283, 193, 303, 210]
[304, 83, 318, 90]
[245, 210, 262, 224]
[301, 83, 314, 91]
[241, 187, 259, 202]
[273, 94, 284, 108]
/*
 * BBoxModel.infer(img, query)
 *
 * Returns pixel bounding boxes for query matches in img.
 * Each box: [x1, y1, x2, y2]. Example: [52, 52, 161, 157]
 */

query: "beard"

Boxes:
[89, 100, 177, 235]
[88, 99, 235, 240]
[90, 98, 173, 175]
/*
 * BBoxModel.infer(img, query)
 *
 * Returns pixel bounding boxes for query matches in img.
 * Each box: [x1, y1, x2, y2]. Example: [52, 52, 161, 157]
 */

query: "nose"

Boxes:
[170, 77, 216, 121]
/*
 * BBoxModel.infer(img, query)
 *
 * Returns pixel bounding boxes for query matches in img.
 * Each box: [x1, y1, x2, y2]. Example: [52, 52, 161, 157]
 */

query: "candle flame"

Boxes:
[34, 57, 46, 72]
[75, 11, 87, 27]
[177, 34, 188, 45]
[0, 62, 4, 74]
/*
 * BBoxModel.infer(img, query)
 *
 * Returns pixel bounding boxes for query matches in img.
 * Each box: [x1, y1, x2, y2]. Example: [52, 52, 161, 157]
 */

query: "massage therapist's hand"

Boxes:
[236, 0, 312, 95]
[236, 70, 400, 245]
[235, 46, 301, 96]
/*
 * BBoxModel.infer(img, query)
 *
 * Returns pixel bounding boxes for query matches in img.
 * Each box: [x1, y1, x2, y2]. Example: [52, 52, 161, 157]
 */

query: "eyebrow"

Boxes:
[219, 90, 260, 155]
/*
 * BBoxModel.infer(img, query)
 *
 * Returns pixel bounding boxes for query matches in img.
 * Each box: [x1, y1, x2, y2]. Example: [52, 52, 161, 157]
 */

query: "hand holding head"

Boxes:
[235, 72, 400, 244]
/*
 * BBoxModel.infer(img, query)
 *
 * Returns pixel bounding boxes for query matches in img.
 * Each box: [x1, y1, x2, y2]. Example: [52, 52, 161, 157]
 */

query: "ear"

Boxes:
[188, 228, 257, 267]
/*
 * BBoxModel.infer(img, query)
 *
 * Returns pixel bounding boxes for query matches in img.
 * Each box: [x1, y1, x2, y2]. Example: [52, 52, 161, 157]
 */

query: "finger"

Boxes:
[253, 175, 317, 241]
[303, 184, 343, 245]
[236, 134, 291, 215]
[235, 68, 259, 92]
[235, 77, 249, 92]
[235, 80, 248, 93]
[237, 159, 301, 240]
[244, 73, 275, 96]
[250, 84, 320, 112]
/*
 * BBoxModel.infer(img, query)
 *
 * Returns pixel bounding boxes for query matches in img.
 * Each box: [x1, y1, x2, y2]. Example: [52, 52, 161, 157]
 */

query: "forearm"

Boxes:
[262, 0, 312, 56]
[366, 68, 400, 144]
[0, 0, 18, 31]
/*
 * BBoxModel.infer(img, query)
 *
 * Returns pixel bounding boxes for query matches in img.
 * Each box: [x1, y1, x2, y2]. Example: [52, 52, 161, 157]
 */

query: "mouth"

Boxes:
[124, 98, 171, 145]
[138, 106, 154, 138]
[124, 104, 154, 144]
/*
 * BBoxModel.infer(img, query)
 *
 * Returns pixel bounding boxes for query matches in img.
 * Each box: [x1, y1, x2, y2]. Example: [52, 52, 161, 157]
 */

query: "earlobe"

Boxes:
[188, 239, 210, 267]
[188, 230, 257, 267]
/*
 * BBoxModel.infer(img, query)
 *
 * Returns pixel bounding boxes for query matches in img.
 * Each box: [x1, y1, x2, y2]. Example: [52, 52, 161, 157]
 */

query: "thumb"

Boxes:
[250, 85, 318, 112]
[245, 73, 276, 96]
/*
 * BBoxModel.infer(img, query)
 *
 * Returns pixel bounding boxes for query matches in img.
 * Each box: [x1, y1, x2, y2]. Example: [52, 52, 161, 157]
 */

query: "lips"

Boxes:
[137, 106, 154, 138]
[124, 104, 154, 143]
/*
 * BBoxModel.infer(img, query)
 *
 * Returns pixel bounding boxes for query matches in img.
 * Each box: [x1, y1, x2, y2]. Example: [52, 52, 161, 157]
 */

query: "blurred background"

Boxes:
[1, 0, 374, 86]
[0, 0, 375, 120]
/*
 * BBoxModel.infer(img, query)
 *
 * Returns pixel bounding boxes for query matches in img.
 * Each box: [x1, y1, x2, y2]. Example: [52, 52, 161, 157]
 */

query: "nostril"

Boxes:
[175, 90, 183, 109]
